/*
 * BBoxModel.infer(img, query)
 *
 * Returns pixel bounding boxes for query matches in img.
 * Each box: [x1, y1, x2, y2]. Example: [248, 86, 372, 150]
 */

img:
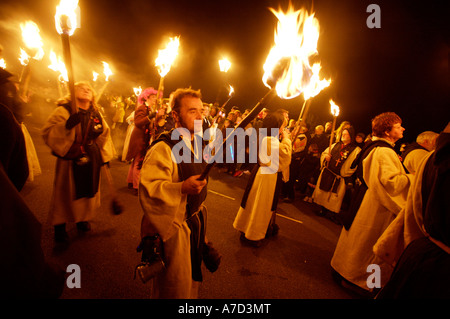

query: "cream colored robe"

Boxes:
[21, 123, 41, 182]
[139, 141, 200, 299]
[41, 106, 115, 226]
[403, 148, 429, 174]
[312, 143, 361, 213]
[233, 136, 292, 241]
[373, 151, 447, 266]
[330, 137, 411, 290]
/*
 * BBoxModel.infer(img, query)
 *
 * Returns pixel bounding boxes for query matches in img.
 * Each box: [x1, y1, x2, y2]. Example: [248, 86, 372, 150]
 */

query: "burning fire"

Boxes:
[19, 48, 30, 66]
[262, 5, 330, 99]
[155, 36, 180, 77]
[219, 58, 232, 73]
[102, 62, 113, 81]
[0, 58, 6, 69]
[329, 99, 340, 117]
[20, 21, 44, 61]
[228, 85, 235, 96]
[48, 50, 68, 82]
[55, 0, 79, 35]
[92, 71, 99, 82]
[133, 86, 142, 96]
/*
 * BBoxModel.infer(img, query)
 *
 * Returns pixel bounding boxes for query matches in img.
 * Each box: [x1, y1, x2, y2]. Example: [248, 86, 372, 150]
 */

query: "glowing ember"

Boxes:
[329, 99, 340, 117]
[262, 4, 330, 99]
[219, 58, 232, 73]
[155, 36, 180, 77]
[55, 0, 79, 36]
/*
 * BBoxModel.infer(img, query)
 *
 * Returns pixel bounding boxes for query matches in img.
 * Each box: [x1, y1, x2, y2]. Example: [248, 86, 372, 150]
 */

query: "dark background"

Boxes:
[1, 0, 448, 142]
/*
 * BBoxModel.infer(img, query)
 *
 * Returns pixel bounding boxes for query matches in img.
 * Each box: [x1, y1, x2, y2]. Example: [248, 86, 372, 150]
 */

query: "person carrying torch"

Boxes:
[311, 101, 361, 223]
[42, 0, 115, 243]
[136, 88, 221, 298]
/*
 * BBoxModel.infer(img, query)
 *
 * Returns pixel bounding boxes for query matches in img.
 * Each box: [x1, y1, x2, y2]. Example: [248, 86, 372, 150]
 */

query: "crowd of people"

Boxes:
[1, 67, 449, 300]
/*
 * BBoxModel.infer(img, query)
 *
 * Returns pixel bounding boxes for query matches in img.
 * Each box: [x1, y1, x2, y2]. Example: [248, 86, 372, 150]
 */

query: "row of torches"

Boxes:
[2, 0, 342, 179]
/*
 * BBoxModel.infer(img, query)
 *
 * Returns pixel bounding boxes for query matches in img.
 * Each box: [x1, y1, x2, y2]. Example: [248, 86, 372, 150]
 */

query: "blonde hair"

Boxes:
[57, 81, 99, 111]
[416, 131, 438, 146]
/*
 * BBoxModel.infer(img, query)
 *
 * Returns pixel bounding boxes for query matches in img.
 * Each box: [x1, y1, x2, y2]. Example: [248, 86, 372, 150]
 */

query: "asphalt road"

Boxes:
[20, 116, 359, 300]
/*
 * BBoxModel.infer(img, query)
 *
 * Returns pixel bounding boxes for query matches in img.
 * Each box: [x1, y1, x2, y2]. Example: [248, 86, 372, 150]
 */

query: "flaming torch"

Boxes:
[219, 58, 231, 73]
[55, 0, 79, 114]
[133, 86, 142, 97]
[221, 85, 235, 109]
[95, 61, 113, 103]
[328, 99, 340, 152]
[155, 36, 180, 107]
[0, 58, 6, 69]
[199, 4, 329, 180]
[48, 50, 68, 98]
[19, 21, 45, 98]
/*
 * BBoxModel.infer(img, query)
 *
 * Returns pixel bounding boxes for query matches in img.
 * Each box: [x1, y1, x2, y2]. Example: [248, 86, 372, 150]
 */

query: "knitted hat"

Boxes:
[138, 87, 160, 105]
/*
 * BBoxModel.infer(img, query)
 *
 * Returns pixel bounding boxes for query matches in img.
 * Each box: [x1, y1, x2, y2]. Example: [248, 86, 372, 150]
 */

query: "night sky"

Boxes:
[0, 0, 448, 142]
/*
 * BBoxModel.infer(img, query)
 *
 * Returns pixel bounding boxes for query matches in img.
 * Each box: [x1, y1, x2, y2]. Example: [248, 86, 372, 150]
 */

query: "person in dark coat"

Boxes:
[0, 69, 65, 298]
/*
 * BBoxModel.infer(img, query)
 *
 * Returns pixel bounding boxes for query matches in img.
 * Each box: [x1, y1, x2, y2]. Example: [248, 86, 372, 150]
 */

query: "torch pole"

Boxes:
[328, 115, 337, 154]
[60, 30, 76, 114]
[198, 88, 277, 180]
[220, 94, 233, 109]
[291, 98, 311, 143]
[19, 63, 31, 99]
[157, 76, 164, 108]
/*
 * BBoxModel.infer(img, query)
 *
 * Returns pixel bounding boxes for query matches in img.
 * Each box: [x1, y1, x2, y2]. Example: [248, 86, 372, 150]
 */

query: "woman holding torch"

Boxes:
[312, 126, 361, 222]
[125, 87, 162, 195]
[42, 81, 115, 243]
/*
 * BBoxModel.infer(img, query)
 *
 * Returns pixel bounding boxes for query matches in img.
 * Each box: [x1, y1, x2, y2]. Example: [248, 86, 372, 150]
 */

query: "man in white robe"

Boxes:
[330, 112, 412, 294]
[138, 88, 219, 299]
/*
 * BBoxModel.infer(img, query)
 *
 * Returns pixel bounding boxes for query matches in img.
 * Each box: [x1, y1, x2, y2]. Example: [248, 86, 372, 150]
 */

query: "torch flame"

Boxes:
[19, 48, 30, 66]
[20, 21, 44, 61]
[0, 58, 6, 69]
[329, 99, 340, 117]
[228, 85, 235, 96]
[102, 62, 113, 81]
[48, 50, 68, 82]
[219, 58, 232, 73]
[155, 36, 180, 77]
[55, 0, 79, 36]
[92, 71, 99, 81]
[133, 86, 142, 97]
[262, 5, 330, 99]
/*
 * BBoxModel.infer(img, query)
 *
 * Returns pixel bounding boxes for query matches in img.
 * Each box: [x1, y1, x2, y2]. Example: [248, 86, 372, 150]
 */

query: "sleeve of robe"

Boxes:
[95, 115, 116, 163]
[279, 137, 292, 182]
[41, 106, 115, 162]
[139, 141, 186, 241]
[363, 146, 412, 214]
[259, 136, 292, 181]
[339, 146, 361, 177]
[41, 106, 75, 158]
[320, 144, 335, 167]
